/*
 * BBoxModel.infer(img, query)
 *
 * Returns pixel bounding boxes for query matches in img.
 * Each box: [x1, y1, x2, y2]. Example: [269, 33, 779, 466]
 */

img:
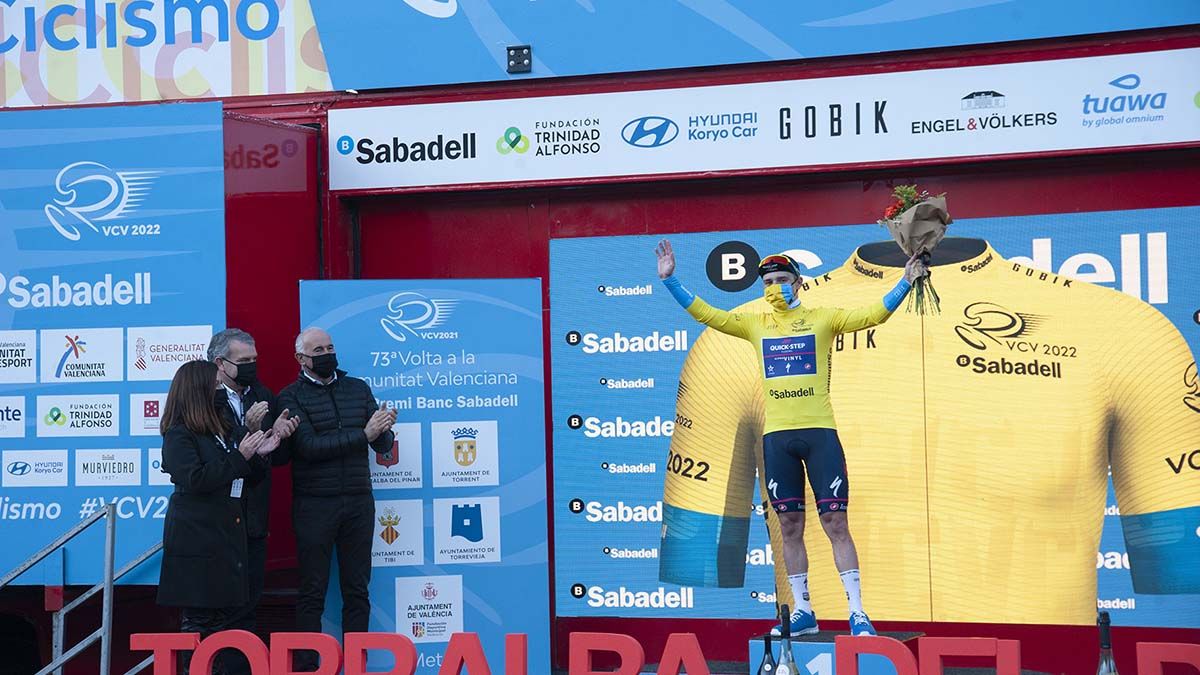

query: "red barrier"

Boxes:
[835, 635, 918, 675]
[131, 631, 1198, 675]
[1137, 642, 1200, 674]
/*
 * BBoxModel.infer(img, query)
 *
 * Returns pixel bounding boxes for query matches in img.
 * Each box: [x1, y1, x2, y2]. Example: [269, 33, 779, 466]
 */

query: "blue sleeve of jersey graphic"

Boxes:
[1121, 506, 1200, 594]
[882, 278, 912, 312]
[662, 275, 696, 308]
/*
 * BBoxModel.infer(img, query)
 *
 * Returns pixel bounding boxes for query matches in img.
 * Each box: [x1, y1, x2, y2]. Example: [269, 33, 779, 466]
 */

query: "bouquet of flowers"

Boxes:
[878, 185, 952, 314]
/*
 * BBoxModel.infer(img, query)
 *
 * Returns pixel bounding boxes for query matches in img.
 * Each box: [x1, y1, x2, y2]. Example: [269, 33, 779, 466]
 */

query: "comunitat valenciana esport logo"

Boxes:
[44, 162, 161, 242]
[380, 292, 460, 342]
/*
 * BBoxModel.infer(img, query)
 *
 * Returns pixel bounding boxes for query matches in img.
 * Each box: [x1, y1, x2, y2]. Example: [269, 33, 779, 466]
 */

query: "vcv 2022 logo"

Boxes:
[380, 292, 459, 342]
[954, 302, 1068, 379]
[45, 162, 161, 242]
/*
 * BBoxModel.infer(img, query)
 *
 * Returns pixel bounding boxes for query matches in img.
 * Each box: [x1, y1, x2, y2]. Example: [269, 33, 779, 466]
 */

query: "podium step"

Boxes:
[754, 630, 923, 643]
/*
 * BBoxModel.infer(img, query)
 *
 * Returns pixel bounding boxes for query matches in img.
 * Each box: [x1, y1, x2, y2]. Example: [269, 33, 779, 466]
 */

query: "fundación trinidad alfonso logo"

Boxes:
[378, 509, 401, 545]
[496, 127, 530, 155]
[55, 335, 87, 378]
[43, 407, 67, 428]
[452, 427, 478, 467]
[45, 161, 159, 242]
[380, 292, 458, 343]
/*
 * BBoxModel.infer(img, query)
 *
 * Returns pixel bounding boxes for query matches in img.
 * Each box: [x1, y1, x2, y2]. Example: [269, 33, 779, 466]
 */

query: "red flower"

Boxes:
[883, 201, 903, 219]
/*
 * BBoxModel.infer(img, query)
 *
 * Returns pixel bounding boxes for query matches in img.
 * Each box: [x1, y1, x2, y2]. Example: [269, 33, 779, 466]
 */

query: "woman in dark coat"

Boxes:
[157, 359, 277, 673]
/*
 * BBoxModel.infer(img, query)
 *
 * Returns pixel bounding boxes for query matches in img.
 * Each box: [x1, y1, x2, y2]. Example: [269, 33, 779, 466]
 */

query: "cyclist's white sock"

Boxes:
[787, 573, 812, 614]
[840, 569, 864, 614]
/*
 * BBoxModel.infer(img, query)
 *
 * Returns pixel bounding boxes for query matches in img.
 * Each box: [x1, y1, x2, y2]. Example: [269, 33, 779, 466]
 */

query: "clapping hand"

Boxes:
[239, 430, 279, 459]
[271, 408, 300, 440]
[365, 408, 398, 442]
[244, 401, 270, 432]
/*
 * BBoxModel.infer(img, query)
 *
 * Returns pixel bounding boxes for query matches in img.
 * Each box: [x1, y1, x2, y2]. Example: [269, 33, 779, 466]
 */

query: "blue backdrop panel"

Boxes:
[299, 278, 549, 673]
[550, 206, 1200, 628]
[0, 102, 226, 585]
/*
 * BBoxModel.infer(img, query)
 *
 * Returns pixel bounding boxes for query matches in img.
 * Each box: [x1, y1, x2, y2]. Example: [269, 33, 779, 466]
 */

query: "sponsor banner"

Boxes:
[3, 450, 69, 487]
[395, 575, 463, 645]
[129, 393, 167, 437]
[309, 1, 1199, 92]
[126, 326, 212, 381]
[0, 330, 37, 383]
[370, 422, 424, 489]
[146, 448, 170, 487]
[373, 499, 424, 567]
[550, 206, 1200, 627]
[431, 420, 499, 487]
[0, 103, 225, 585]
[329, 48, 1200, 192]
[0, 0, 332, 108]
[300, 279, 548, 673]
[36, 395, 120, 438]
[433, 496, 501, 564]
[0, 395, 26, 438]
[39, 328, 123, 383]
[75, 449, 141, 487]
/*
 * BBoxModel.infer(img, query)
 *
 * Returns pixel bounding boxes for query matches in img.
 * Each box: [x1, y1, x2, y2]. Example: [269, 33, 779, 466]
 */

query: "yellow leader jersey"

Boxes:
[683, 297, 894, 433]
[661, 240, 1200, 625]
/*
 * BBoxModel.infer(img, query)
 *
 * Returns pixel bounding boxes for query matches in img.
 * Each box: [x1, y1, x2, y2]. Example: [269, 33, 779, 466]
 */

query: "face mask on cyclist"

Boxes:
[764, 282, 795, 311]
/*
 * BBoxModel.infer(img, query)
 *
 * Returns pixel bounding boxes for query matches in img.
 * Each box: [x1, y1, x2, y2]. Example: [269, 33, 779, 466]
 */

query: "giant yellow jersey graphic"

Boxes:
[661, 239, 1200, 624]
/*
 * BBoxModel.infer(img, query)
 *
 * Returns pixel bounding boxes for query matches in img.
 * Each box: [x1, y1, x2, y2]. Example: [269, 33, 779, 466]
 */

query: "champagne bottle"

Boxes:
[776, 604, 795, 675]
[1096, 611, 1118, 675]
[756, 634, 776, 674]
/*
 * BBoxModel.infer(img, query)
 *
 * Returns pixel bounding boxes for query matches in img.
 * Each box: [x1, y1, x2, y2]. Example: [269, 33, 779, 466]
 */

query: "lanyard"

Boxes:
[214, 435, 245, 499]
[225, 388, 245, 425]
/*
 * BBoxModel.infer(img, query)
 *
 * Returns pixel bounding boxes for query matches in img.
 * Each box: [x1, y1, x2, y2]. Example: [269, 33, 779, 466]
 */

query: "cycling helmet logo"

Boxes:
[1184, 362, 1200, 413]
[622, 116, 679, 148]
[380, 292, 458, 342]
[954, 302, 1044, 351]
[45, 161, 160, 242]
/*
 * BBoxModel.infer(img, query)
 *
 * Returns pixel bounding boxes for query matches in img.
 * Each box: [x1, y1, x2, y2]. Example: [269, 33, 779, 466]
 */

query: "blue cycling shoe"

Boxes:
[849, 611, 876, 636]
[770, 609, 819, 636]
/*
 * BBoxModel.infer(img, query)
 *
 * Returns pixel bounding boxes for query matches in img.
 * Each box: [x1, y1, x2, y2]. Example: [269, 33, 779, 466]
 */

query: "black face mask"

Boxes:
[307, 353, 338, 379]
[229, 360, 257, 387]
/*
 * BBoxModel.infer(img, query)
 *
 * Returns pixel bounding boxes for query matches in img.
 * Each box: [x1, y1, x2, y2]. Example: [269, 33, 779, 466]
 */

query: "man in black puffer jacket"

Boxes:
[278, 327, 396, 670]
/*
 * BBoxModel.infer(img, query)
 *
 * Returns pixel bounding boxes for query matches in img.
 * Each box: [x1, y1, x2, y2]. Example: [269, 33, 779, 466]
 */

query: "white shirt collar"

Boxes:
[303, 369, 338, 386]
